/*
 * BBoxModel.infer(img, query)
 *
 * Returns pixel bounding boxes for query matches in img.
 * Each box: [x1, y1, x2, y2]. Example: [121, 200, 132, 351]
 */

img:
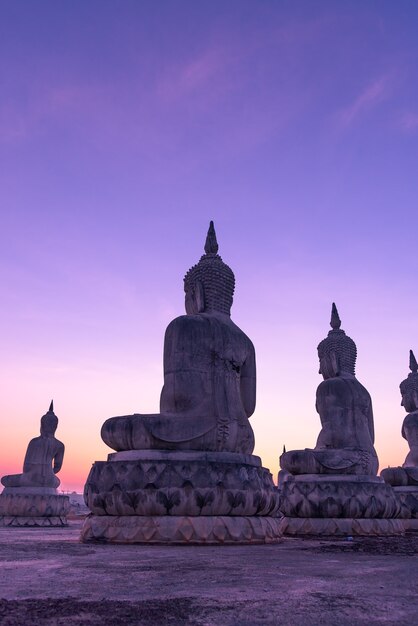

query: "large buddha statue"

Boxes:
[1, 402, 65, 489]
[101, 221, 256, 455]
[381, 350, 418, 486]
[280, 303, 378, 475]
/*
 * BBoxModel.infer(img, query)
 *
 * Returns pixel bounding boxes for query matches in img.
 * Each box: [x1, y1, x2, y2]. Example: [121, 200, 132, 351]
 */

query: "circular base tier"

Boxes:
[405, 518, 418, 531]
[0, 515, 68, 527]
[283, 517, 405, 536]
[0, 493, 70, 518]
[393, 487, 418, 519]
[85, 456, 280, 517]
[80, 514, 285, 544]
[279, 475, 407, 519]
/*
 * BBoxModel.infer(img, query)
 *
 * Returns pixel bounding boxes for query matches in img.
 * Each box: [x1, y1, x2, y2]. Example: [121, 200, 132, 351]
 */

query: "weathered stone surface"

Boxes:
[81, 514, 285, 544]
[0, 515, 68, 527]
[279, 474, 406, 519]
[1, 402, 65, 489]
[280, 304, 378, 476]
[107, 450, 256, 463]
[392, 486, 418, 519]
[100, 222, 256, 455]
[404, 518, 418, 531]
[84, 455, 280, 517]
[0, 493, 70, 526]
[283, 517, 405, 536]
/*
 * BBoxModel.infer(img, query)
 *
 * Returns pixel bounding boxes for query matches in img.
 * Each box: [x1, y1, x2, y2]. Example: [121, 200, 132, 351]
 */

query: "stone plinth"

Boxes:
[392, 486, 418, 531]
[0, 488, 70, 527]
[81, 451, 283, 544]
[279, 474, 407, 536]
[81, 514, 285, 544]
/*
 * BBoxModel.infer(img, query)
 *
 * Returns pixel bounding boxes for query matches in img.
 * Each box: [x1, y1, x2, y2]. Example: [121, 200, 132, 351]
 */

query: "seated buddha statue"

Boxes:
[101, 221, 256, 455]
[381, 350, 418, 486]
[1, 402, 65, 489]
[280, 303, 378, 475]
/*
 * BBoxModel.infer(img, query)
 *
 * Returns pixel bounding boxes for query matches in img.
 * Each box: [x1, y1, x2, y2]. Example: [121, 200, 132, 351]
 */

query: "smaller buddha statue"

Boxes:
[280, 303, 378, 475]
[1, 402, 65, 489]
[381, 350, 418, 486]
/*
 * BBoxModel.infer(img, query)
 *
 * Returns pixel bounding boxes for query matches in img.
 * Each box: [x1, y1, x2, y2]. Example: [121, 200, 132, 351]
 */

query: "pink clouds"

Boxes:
[338, 75, 392, 128]
[156, 45, 233, 107]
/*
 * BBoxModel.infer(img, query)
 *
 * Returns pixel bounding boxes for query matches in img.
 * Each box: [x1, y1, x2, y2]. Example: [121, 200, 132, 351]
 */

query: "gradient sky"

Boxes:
[1, 1, 418, 492]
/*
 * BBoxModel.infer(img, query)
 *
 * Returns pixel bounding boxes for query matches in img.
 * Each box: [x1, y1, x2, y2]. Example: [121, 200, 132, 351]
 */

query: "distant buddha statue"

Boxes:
[280, 304, 378, 475]
[1, 402, 65, 489]
[101, 221, 256, 454]
[381, 350, 418, 486]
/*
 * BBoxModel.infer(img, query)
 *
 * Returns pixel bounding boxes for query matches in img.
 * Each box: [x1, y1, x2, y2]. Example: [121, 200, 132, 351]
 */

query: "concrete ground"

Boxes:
[0, 518, 417, 625]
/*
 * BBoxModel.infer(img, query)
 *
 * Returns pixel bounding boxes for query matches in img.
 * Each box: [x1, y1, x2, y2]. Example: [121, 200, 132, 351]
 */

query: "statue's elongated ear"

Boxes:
[330, 351, 340, 376]
[195, 280, 205, 313]
[412, 389, 418, 411]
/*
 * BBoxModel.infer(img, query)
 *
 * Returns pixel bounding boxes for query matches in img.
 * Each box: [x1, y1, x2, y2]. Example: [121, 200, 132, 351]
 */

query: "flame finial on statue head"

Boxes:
[204, 220, 219, 254]
[41, 399, 58, 433]
[330, 302, 341, 330]
[410, 350, 418, 373]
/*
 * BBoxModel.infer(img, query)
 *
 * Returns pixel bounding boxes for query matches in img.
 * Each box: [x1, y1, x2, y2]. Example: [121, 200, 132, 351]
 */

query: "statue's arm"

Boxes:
[367, 397, 375, 444]
[240, 344, 256, 418]
[315, 381, 344, 445]
[53, 443, 65, 474]
[22, 440, 36, 473]
[160, 316, 202, 412]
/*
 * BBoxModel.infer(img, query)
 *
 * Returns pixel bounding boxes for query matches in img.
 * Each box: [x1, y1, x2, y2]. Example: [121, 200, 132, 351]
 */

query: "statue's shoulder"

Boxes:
[317, 375, 361, 394]
[317, 377, 346, 392]
[404, 411, 418, 427]
[166, 314, 206, 330]
[318, 376, 372, 409]
[27, 436, 42, 447]
[165, 315, 209, 340]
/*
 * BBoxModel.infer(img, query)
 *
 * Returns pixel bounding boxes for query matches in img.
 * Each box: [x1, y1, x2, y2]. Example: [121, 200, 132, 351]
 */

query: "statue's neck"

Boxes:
[324, 371, 356, 381]
[196, 309, 231, 320]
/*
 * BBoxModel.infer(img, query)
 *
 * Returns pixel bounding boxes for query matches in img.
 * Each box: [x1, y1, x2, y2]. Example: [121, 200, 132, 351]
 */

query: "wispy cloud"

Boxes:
[156, 46, 232, 107]
[399, 111, 418, 133]
[338, 75, 392, 128]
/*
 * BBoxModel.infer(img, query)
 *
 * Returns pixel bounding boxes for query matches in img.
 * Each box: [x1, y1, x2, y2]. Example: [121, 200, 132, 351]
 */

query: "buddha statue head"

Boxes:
[400, 350, 418, 413]
[184, 221, 235, 316]
[40, 400, 58, 437]
[317, 303, 357, 379]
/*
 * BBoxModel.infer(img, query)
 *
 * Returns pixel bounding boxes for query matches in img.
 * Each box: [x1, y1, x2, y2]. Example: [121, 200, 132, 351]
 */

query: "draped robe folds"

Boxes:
[101, 313, 256, 454]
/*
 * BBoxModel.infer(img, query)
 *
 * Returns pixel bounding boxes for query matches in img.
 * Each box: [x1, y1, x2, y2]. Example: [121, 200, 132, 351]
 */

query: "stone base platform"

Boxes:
[279, 474, 407, 537]
[81, 514, 285, 544]
[282, 517, 405, 536]
[0, 515, 69, 527]
[404, 518, 418, 531]
[84, 450, 280, 517]
[0, 489, 70, 527]
[393, 486, 418, 517]
[82, 450, 282, 544]
[393, 487, 418, 531]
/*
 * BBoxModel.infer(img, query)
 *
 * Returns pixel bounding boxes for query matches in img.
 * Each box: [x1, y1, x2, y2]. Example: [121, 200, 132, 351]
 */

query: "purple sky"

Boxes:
[1, 1, 418, 490]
